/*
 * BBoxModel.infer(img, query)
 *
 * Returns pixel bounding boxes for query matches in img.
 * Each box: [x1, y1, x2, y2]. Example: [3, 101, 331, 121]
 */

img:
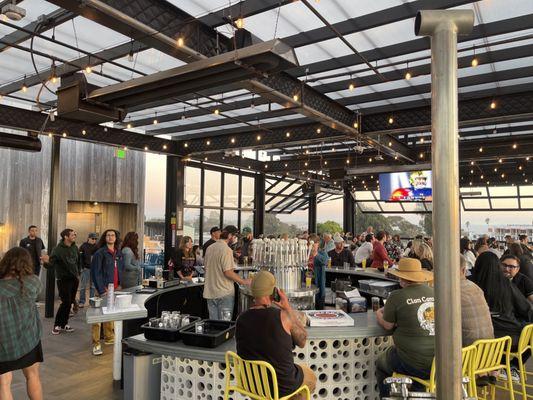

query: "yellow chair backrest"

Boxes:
[461, 344, 477, 375]
[472, 336, 512, 375]
[225, 351, 280, 400]
[516, 323, 533, 354]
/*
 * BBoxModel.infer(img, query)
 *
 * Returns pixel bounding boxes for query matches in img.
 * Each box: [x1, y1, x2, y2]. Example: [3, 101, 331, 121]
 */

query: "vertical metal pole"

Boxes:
[254, 173, 265, 235]
[308, 192, 317, 234]
[432, 25, 462, 400]
[45, 136, 61, 318]
[164, 156, 184, 267]
[343, 188, 354, 234]
[415, 10, 473, 400]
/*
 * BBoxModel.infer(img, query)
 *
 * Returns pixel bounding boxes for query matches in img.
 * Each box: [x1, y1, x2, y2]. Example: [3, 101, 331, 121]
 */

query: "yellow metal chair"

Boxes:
[496, 324, 533, 399]
[472, 336, 514, 400]
[224, 351, 310, 400]
[392, 344, 477, 396]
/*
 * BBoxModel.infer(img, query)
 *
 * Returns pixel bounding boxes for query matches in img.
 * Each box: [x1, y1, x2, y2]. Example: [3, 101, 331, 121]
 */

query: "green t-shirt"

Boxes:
[383, 283, 435, 371]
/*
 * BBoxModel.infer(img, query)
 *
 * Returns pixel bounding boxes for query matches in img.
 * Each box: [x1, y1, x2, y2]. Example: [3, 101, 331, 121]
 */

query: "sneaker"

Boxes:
[52, 326, 61, 335]
[64, 325, 75, 333]
[499, 368, 520, 383]
[92, 344, 103, 356]
[78, 303, 85, 308]
[104, 338, 115, 345]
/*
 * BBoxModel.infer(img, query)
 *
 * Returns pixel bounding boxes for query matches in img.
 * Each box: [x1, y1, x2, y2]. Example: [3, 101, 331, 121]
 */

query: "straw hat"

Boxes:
[388, 258, 433, 282]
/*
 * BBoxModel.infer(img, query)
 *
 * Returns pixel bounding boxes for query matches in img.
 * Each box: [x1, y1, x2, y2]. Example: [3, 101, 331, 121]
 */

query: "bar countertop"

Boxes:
[123, 311, 391, 363]
[86, 281, 205, 324]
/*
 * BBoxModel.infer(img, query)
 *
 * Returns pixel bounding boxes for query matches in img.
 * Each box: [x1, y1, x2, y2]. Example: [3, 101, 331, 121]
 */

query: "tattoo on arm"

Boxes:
[288, 309, 308, 347]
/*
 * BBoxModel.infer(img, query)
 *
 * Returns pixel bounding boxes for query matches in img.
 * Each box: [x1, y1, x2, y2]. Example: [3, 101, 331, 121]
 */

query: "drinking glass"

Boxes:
[195, 321, 205, 334]
[371, 297, 380, 312]
[221, 308, 232, 321]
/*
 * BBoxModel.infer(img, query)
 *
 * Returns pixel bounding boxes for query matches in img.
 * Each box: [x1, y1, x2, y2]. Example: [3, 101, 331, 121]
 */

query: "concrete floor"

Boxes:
[10, 303, 121, 400]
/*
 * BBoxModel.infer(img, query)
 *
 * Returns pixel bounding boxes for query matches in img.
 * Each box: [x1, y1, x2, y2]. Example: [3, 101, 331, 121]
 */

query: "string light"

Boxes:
[512, 143, 517, 149]
[501, 173, 505, 178]
[420, 138, 424, 143]
[48, 133, 53, 137]
[369, 157, 373, 162]
[388, 141, 392, 147]
[153, 112, 158, 125]
[494, 167, 498, 172]
[231, 138, 235, 144]
[405, 62, 412, 80]
[286, 132, 290, 138]
[419, 152, 424, 159]
[490, 100, 496, 109]
[62, 132, 67, 137]
[480, 175, 484, 180]
[388, 116, 394, 124]
[316, 127, 321, 134]
[236, 17, 244, 29]
[126, 123, 132, 129]
[353, 121, 358, 129]
[81, 130, 86, 135]
[346, 159, 350, 164]
[304, 162, 308, 166]
[293, 94, 299, 102]
[214, 108, 220, 115]
[256, 134, 261, 141]
[519, 165, 523, 170]
[471, 44, 478, 67]
[177, 37, 184, 47]
[498, 158, 503, 163]
[163, 144, 167, 150]
[324, 161, 328, 165]
[85, 65, 92, 74]
[527, 157, 530, 161]
[470, 161, 474, 166]
[478, 147, 483, 153]
[206, 140, 210, 145]
[144, 146, 149, 151]
[184, 143, 188, 148]
[21, 74, 27, 92]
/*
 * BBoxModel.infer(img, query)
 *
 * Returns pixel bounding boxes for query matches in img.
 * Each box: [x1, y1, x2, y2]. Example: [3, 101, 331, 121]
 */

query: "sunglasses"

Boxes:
[501, 263, 519, 269]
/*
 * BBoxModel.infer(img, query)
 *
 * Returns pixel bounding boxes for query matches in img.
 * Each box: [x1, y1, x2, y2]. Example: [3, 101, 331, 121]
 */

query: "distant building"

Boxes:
[488, 225, 533, 241]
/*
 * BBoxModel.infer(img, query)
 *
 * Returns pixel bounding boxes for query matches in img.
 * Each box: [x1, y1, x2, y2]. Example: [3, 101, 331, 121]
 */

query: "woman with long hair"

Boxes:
[460, 237, 476, 271]
[90, 229, 124, 356]
[0, 247, 43, 400]
[414, 242, 434, 271]
[471, 252, 533, 349]
[121, 232, 141, 288]
[173, 236, 196, 281]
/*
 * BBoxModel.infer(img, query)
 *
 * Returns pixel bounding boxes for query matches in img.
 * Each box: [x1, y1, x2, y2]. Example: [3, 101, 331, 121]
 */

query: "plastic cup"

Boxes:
[383, 261, 389, 271]
[305, 276, 312, 288]
[362, 259, 367, 269]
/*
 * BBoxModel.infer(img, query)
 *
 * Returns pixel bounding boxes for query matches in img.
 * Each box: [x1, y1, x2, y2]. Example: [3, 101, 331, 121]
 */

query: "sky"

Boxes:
[145, 154, 533, 231]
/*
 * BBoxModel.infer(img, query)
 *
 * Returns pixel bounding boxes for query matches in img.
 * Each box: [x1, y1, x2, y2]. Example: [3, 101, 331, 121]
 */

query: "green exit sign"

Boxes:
[115, 148, 126, 159]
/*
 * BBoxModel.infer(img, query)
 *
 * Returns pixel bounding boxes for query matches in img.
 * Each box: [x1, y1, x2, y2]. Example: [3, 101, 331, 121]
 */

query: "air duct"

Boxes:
[0, 132, 42, 152]
[415, 9, 474, 400]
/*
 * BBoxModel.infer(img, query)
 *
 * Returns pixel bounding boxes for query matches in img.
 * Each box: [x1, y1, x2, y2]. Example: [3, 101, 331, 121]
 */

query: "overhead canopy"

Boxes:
[0, 0, 531, 197]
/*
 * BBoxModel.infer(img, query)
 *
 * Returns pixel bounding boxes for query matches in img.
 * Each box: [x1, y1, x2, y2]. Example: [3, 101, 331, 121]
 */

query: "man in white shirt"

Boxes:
[203, 225, 251, 320]
[354, 234, 374, 266]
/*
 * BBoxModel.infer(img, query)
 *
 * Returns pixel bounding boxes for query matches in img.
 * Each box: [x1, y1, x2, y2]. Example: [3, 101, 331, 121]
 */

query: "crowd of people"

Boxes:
[1, 220, 532, 399]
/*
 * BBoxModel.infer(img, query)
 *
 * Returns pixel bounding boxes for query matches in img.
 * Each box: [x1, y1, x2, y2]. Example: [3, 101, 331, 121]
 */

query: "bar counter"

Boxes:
[124, 312, 393, 400]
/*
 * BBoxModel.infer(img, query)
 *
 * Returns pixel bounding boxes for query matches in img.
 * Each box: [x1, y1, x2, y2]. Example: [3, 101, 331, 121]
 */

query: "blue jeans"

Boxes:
[207, 295, 234, 320]
[79, 268, 95, 305]
[376, 346, 431, 397]
[314, 264, 326, 310]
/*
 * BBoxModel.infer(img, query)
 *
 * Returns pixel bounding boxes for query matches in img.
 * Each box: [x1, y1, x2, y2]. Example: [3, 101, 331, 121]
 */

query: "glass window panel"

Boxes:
[241, 211, 254, 232]
[460, 187, 488, 197]
[379, 202, 403, 212]
[401, 202, 429, 212]
[519, 186, 533, 196]
[183, 208, 200, 245]
[491, 198, 519, 209]
[462, 198, 490, 209]
[224, 210, 239, 227]
[202, 209, 221, 244]
[184, 167, 201, 206]
[241, 176, 255, 209]
[520, 198, 533, 209]
[355, 191, 375, 200]
[204, 170, 221, 207]
[489, 186, 517, 197]
[358, 202, 381, 212]
[224, 173, 239, 208]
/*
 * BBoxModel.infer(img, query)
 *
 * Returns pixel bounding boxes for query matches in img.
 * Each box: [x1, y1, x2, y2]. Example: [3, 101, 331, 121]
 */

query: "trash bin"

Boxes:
[123, 350, 161, 400]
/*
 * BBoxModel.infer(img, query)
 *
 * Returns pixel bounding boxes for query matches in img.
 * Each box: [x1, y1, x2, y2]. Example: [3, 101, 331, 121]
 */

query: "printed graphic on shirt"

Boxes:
[417, 301, 435, 336]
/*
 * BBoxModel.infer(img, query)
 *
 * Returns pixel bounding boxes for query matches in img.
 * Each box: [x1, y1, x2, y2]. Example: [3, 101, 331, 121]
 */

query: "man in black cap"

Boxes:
[78, 233, 98, 307]
[203, 225, 251, 320]
[202, 226, 221, 255]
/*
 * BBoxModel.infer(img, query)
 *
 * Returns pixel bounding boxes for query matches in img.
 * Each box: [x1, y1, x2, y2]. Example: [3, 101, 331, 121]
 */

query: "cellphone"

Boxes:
[272, 287, 281, 302]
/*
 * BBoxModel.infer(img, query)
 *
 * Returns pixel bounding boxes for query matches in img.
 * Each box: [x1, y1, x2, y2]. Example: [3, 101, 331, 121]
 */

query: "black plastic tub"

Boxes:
[141, 316, 201, 342]
[179, 320, 236, 348]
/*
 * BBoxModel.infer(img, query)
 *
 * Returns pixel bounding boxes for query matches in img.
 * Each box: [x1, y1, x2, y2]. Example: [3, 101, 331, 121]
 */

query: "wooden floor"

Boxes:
[10, 302, 121, 400]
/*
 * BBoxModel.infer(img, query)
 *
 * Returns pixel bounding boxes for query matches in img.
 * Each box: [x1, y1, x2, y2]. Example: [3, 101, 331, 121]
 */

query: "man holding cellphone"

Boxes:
[235, 271, 316, 399]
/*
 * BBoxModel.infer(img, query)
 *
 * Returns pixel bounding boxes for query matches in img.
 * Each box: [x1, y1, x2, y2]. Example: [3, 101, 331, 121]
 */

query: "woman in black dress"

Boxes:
[173, 236, 196, 281]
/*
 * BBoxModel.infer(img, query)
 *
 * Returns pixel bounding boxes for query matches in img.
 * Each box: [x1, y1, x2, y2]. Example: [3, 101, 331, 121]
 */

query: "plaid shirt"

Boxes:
[385, 240, 403, 262]
[0, 275, 42, 361]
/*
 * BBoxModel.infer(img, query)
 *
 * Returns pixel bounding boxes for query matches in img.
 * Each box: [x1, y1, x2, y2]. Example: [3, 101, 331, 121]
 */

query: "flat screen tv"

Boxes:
[379, 170, 432, 201]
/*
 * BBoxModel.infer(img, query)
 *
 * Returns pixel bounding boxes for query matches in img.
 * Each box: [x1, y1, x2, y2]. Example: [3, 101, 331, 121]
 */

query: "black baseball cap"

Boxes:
[210, 226, 221, 234]
[222, 225, 239, 235]
[88, 233, 98, 239]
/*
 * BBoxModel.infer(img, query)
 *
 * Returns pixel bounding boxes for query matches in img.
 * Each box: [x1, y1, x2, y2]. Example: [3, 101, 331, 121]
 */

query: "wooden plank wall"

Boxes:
[0, 136, 146, 256]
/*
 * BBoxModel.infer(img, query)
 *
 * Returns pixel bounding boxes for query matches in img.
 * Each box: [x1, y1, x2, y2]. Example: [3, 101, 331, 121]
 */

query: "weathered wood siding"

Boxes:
[0, 136, 145, 256]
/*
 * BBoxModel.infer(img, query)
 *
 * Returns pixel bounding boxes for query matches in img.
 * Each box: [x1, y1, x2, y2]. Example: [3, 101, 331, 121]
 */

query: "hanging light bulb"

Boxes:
[471, 44, 478, 67]
[512, 143, 517, 149]
[293, 94, 299, 102]
[153, 112, 158, 125]
[177, 37, 184, 47]
[353, 121, 358, 129]
[21, 75, 27, 92]
[214, 108, 220, 115]
[490, 100, 496, 109]
[316, 127, 321, 134]
[236, 17, 244, 29]
[128, 49, 134, 62]
[405, 71, 412, 80]
[388, 116, 394, 124]
[85, 65, 92, 74]
[349, 82, 355, 91]
[286, 132, 290, 138]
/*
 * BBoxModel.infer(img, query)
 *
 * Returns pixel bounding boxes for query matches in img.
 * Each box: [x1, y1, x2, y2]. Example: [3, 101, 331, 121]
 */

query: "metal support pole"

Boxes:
[343, 188, 355, 234]
[308, 192, 317, 234]
[45, 136, 61, 318]
[415, 10, 474, 400]
[164, 156, 184, 267]
[254, 174, 265, 236]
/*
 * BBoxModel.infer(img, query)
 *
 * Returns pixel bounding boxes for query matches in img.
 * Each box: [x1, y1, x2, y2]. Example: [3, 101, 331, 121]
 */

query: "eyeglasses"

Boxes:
[501, 263, 519, 269]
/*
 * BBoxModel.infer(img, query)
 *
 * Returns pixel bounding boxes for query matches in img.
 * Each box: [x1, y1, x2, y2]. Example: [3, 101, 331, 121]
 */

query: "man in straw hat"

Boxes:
[235, 271, 316, 399]
[375, 258, 435, 397]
